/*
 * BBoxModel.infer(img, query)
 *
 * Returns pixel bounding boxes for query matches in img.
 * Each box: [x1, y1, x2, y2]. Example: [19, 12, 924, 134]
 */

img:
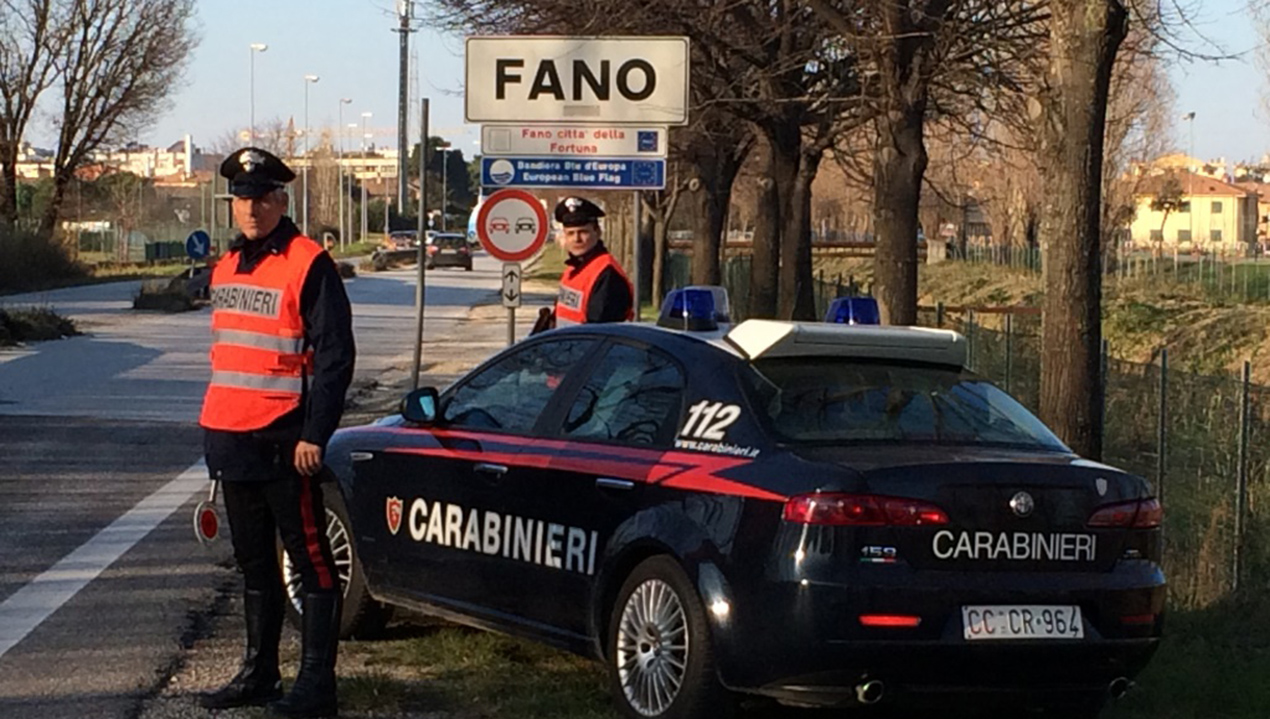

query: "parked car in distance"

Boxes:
[384, 230, 418, 251]
[426, 233, 473, 271]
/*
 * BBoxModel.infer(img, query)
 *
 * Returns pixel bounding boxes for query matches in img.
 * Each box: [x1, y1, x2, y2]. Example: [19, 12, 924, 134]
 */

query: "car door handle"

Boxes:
[596, 478, 635, 491]
[474, 463, 508, 476]
[350, 452, 374, 462]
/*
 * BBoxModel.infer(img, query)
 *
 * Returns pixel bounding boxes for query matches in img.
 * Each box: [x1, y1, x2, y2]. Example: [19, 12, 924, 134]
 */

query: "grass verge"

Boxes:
[338, 624, 612, 719]
[1104, 596, 1270, 718]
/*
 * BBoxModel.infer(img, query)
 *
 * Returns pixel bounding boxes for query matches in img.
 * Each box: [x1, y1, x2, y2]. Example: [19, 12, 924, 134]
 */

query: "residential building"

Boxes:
[1130, 169, 1258, 254]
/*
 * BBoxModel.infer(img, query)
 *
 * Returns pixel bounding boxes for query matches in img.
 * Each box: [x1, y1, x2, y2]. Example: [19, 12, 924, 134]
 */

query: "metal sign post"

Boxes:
[411, 98, 430, 389]
[632, 191, 641, 320]
[502, 263, 522, 345]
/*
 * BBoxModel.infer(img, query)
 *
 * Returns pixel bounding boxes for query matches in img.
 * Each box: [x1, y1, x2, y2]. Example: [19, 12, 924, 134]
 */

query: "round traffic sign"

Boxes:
[475, 189, 549, 263]
[185, 229, 211, 260]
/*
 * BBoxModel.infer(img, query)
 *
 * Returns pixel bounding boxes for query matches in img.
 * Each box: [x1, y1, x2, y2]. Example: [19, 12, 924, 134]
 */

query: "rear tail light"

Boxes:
[1120, 613, 1156, 626]
[783, 493, 949, 526]
[859, 614, 922, 627]
[458, 246, 469, 254]
[1087, 498, 1162, 528]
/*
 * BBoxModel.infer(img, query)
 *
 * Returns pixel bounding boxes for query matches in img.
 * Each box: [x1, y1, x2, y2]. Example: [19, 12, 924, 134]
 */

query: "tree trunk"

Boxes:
[38, 168, 73, 243]
[1036, 0, 1128, 460]
[872, 105, 928, 326]
[688, 177, 720, 286]
[0, 157, 18, 226]
[687, 159, 741, 288]
[749, 149, 780, 319]
[769, 124, 817, 320]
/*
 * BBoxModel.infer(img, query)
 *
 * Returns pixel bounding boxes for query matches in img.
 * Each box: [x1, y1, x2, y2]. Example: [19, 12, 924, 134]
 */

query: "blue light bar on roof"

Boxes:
[825, 296, 881, 325]
[658, 286, 731, 331]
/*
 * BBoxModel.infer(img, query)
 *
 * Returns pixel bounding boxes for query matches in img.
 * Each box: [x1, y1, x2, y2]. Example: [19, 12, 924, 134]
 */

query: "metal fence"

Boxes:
[953, 243, 1270, 304]
[921, 308, 1269, 610]
[665, 251, 1270, 610]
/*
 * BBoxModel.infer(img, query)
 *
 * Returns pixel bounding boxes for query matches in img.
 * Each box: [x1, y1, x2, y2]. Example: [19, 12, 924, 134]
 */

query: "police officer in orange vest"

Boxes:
[199, 148, 354, 719]
[548, 196, 633, 328]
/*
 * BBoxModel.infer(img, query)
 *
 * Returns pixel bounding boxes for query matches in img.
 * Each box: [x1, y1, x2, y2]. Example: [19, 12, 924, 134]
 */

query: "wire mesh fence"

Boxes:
[664, 250, 1270, 610]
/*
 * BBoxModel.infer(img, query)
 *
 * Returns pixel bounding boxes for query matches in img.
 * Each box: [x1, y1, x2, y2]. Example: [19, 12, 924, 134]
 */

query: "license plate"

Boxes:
[962, 605, 1083, 640]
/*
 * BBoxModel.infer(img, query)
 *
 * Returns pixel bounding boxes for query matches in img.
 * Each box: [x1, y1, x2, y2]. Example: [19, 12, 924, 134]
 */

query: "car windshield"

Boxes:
[744, 358, 1067, 450]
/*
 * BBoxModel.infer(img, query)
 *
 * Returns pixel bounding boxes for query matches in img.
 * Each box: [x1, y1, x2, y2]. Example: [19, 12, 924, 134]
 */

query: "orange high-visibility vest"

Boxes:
[555, 251, 633, 326]
[198, 236, 324, 431]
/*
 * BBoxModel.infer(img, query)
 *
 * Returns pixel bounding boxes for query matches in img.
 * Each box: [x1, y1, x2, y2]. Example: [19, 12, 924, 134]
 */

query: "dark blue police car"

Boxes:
[291, 288, 1165, 718]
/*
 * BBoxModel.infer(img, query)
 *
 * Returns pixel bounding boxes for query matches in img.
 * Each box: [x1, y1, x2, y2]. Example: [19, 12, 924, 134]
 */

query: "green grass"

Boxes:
[525, 242, 566, 283]
[339, 625, 613, 718]
[1105, 598, 1270, 719]
[329, 241, 381, 259]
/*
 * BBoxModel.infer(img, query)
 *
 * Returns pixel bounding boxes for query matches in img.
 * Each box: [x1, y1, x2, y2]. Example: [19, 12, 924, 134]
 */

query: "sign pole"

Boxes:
[411, 98, 430, 390]
[632, 190, 641, 321]
[508, 307, 515, 346]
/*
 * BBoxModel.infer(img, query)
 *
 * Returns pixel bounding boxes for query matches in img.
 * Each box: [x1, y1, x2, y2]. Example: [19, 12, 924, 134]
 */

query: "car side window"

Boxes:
[443, 339, 595, 434]
[561, 343, 684, 446]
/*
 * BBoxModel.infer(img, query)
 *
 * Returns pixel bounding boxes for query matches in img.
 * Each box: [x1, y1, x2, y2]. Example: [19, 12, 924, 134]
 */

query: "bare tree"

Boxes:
[1034, 0, 1128, 459]
[40, 0, 196, 238]
[0, 0, 62, 225]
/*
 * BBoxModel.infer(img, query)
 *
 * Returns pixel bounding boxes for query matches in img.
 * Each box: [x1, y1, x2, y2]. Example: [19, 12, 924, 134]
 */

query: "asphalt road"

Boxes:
[0, 252, 510, 718]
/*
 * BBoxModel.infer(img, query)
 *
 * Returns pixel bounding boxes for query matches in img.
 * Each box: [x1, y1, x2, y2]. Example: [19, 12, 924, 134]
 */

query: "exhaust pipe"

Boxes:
[855, 679, 885, 705]
[1107, 677, 1132, 700]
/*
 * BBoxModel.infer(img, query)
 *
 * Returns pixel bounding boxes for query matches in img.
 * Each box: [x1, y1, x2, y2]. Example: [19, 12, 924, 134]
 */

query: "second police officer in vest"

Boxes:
[199, 147, 354, 719]
[538, 196, 633, 330]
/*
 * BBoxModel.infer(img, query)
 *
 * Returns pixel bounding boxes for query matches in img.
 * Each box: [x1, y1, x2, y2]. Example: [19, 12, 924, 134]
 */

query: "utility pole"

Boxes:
[395, 1, 414, 215]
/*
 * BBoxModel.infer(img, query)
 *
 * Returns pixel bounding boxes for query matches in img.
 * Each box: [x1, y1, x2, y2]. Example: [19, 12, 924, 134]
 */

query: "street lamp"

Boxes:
[338, 98, 352, 249]
[301, 74, 320, 236]
[248, 43, 268, 141]
[360, 112, 372, 243]
[437, 141, 451, 231]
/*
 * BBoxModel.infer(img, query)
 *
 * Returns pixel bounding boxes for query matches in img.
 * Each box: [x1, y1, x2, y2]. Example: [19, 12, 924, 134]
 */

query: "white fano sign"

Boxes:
[465, 36, 690, 125]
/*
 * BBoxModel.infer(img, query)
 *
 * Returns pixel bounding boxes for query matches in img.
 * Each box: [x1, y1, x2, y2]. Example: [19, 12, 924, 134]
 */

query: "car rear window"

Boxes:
[436, 236, 466, 248]
[744, 358, 1067, 450]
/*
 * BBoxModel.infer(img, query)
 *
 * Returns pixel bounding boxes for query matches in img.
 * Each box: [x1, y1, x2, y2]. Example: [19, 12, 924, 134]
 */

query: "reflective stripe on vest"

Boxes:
[209, 370, 304, 394]
[212, 329, 305, 354]
[199, 235, 325, 431]
[555, 250, 633, 325]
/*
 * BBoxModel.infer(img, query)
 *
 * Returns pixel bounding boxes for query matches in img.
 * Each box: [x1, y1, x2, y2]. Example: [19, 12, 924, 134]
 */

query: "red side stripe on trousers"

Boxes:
[299, 476, 334, 590]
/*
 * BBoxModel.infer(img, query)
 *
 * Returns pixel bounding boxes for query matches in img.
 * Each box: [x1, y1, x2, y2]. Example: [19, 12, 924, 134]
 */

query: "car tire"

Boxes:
[464, 263, 472, 271]
[607, 556, 734, 719]
[278, 483, 391, 639]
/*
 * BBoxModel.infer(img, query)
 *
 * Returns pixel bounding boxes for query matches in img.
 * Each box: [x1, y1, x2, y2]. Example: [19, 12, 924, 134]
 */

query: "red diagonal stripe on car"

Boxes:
[377, 432, 785, 502]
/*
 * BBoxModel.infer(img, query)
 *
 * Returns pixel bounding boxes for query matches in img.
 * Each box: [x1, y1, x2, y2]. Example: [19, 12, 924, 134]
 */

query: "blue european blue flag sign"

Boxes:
[481, 157, 666, 190]
[185, 230, 210, 260]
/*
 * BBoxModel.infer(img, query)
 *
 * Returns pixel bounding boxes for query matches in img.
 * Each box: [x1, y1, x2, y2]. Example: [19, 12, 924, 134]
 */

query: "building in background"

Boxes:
[1130, 169, 1258, 254]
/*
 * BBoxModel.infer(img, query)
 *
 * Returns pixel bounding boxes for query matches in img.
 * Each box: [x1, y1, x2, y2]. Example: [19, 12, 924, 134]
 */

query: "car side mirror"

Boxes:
[401, 387, 439, 424]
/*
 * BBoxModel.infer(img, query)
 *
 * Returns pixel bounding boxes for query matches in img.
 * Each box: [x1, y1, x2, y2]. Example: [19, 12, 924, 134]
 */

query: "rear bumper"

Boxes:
[428, 254, 471, 267]
[741, 638, 1157, 708]
[712, 563, 1164, 707]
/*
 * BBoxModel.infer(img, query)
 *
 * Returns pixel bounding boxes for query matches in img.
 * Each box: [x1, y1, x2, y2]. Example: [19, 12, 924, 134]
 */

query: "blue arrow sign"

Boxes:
[185, 230, 210, 260]
[481, 157, 666, 190]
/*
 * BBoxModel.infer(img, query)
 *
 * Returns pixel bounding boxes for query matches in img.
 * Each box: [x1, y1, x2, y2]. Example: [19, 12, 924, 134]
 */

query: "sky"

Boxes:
[30, 0, 1270, 168]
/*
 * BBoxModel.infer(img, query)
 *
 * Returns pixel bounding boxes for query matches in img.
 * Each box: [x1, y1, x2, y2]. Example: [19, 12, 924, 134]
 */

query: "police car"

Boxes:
[293, 288, 1164, 718]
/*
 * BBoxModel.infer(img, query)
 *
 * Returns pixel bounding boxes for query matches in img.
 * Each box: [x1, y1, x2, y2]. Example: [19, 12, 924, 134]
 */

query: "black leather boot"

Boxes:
[200, 588, 285, 709]
[267, 592, 340, 718]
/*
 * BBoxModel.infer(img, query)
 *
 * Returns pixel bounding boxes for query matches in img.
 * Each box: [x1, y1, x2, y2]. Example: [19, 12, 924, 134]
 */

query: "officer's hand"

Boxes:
[294, 441, 324, 476]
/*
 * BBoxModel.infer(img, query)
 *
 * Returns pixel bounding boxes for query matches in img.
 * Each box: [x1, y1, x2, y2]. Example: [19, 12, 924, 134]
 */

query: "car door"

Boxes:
[481, 339, 687, 637]
[364, 336, 599, 615]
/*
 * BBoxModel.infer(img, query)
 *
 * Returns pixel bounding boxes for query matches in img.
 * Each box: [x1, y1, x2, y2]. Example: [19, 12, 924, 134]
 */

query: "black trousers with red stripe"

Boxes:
[222, 474, 338, 596]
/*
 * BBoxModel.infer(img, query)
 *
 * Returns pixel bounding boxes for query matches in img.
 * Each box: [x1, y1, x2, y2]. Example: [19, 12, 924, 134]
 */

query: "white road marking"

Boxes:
[0, 460, 207, 659]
